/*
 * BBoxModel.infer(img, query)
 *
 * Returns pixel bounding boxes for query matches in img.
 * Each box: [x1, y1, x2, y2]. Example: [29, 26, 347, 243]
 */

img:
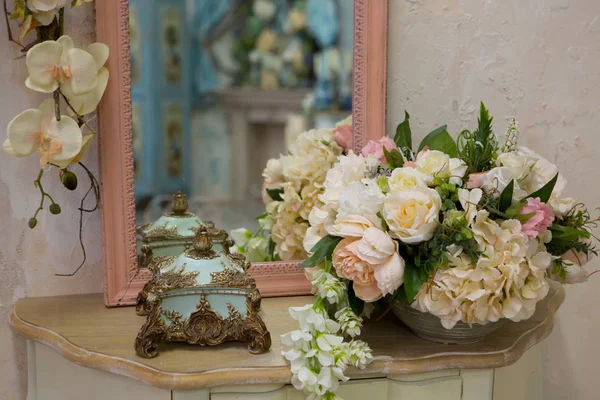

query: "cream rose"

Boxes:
[328, 214, 381, 238]
[383, 187, 441, 243]
[388, 167, 429, 192]
[411, 149, 467, 186]
[333, 227, 404, 302]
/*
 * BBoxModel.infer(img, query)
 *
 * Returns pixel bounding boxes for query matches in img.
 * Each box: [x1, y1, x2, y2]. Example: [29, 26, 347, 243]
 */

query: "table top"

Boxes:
[10, 281, 564, 390]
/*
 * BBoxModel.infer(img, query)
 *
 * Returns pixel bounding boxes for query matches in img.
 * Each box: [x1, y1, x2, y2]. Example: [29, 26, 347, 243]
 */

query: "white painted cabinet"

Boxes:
[29, 341, 543, 400]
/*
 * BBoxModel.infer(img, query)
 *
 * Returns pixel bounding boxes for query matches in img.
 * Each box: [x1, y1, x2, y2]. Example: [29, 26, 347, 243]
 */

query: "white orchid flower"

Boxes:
[5, 99, 82, 166]
[27, 0, 68, 25]
[52, 133, 94, 169]
[60, 43, 110, 115]
[26, 35, 105, 96]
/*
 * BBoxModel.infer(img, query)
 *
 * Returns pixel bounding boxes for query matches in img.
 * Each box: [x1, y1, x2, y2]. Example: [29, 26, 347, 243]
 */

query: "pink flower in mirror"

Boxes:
[361, 136, 397, 165]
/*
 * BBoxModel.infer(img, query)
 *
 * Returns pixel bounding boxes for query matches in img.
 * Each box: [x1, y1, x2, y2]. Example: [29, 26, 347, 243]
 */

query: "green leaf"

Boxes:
[268, 238, 276, 259]
[383, 147, 404, 169]
[377, 211, 389, 231]
[298, 235, 343, 269]
[516, 212, 536, 223]
[418, 125, 458, 157]
[498, 180, 514, 212]
[476, 102, 494, 145]
[11, 0, 26, 20]
[403, 261, 425, 302]
[526, 173, 558, 203]
[504, 199, 525, 218]
[347, 282, 364, 316]
[266, 188, 284, 202]
[394, 111, 412, 151]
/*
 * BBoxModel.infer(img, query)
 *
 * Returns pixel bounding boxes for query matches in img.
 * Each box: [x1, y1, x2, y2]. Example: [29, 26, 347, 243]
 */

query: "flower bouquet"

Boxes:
[281, 103, 597, 399]
[231, 116, 352, 262]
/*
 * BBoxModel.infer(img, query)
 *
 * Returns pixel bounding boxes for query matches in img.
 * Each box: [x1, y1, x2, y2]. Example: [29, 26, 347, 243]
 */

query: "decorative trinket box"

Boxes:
[136, 192, 230, 270]
[134, 228, 271, 358]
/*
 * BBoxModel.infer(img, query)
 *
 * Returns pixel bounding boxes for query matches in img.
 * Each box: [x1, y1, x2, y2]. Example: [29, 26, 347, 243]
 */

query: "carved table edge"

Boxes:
[8, 283, 564, 390]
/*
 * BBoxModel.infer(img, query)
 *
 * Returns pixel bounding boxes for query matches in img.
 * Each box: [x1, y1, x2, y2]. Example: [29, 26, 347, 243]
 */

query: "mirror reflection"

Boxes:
[131, 0, 354, 261]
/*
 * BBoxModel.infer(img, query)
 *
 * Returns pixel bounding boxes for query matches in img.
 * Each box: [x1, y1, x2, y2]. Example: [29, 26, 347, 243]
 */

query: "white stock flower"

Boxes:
[383, 187, 441, 243]
[334, 308, 362, 337]
[388, 167, 429, 192]
[312, 272, 346, 305]
[289, 305, 328, 332]
[5, 99, 82, 166]
[347, 341, 373, 369]
[26, 36, 104, 96]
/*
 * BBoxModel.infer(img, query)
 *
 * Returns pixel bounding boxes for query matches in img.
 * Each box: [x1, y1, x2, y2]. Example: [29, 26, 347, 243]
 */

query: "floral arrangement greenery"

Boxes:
[281, 103, 598, 399]
[3, 0, 108, 275]
[231, 116, 352, 262]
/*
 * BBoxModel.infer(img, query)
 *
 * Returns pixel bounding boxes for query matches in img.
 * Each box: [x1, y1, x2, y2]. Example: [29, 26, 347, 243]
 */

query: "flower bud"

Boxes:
[49, 203, 61, 215]
[28, 218, 37, 229]
[60, 170, 78, 191]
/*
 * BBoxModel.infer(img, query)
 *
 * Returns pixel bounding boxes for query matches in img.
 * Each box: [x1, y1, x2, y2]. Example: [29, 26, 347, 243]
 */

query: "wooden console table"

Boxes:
[10, 281, 564, 400]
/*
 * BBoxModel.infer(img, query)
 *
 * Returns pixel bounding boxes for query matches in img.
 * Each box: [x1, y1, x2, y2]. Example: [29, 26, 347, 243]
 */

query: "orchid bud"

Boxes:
[28, 218, 37, 229]
[60, 170, 78, 191]
[50, 203, 61, 215]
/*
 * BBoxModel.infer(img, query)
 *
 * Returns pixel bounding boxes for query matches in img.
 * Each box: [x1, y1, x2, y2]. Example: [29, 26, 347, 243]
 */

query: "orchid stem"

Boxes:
[58, 8, 64, 37]
[58, 89, 89, 129]
[53, 90, 61, 121]
[32, 169, 57, 219]
[55, 162, 100, 277]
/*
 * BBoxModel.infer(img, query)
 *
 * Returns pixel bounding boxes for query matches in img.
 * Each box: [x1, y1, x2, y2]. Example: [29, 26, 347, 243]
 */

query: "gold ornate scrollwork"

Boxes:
[135, 263, 198, 316]
[134, 306, 167, 358]
[135, 291, 271, 358]
[210, 270, 255, 288]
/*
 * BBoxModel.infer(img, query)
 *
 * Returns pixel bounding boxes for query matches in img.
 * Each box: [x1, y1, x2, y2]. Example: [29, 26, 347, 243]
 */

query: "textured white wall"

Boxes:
[388, 1, 600, 399]
[0, 6, 103, 400]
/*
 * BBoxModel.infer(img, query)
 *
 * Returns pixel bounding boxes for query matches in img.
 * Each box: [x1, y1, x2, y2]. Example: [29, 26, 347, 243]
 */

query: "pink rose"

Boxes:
[361, 137, 398, 165]
[333, 124, 353, 152]
[332, 227, 404, 302]
[466, 172, 486, 189]
[520, 197, 555, 239]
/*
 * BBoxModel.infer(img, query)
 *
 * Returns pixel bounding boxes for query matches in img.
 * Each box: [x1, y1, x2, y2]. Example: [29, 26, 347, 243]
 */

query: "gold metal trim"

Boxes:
[135, 291, 271, 358]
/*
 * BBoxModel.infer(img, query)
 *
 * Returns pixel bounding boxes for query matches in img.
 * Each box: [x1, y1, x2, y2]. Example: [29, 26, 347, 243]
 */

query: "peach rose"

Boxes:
[333, 227, 404, 302]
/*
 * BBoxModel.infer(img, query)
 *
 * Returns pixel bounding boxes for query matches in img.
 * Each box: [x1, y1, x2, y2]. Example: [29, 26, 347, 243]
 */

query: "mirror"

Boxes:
[130, 0, 355, 259]
[97, 0, 388, 306]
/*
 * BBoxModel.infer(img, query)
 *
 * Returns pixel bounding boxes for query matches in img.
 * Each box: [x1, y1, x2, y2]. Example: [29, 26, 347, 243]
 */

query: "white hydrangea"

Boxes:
[412, 211, 551, 329]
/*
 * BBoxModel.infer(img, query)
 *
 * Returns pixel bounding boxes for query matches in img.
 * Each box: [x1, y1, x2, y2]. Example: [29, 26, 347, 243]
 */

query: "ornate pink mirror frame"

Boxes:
[97, 0, 389, 307]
